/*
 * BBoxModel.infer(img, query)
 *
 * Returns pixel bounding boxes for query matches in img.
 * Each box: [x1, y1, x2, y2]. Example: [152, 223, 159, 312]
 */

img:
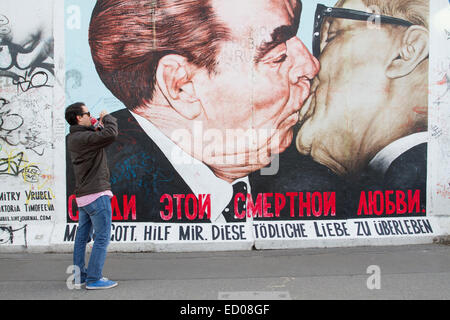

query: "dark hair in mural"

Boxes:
[335, 0, 429, 29]
[89, 0, 231, 110]
[65, 102, 85, 125]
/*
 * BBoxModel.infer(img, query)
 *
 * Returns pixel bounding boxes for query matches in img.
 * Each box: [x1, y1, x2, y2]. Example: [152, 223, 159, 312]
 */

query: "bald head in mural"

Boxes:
[87, 0, 319, 222]
[296, 0, 429, 190]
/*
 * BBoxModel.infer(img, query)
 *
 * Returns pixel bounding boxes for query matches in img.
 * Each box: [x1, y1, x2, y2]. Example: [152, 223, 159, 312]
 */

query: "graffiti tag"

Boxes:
[0, 151, 40, 182]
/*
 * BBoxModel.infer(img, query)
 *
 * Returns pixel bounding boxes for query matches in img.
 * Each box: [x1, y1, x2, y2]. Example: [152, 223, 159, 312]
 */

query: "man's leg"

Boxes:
[73, 206, 92, 285]
[85, 195, 112, 284]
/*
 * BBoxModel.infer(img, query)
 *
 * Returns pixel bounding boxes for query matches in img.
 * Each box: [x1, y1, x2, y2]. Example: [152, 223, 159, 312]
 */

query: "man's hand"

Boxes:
[99, 110, 108, 126]
[99, 110, 108, 119]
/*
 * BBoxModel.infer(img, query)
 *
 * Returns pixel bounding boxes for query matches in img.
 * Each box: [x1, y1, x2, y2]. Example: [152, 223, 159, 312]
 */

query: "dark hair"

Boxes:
[65, 102, 85, 125]
[89, 0, 231, 110]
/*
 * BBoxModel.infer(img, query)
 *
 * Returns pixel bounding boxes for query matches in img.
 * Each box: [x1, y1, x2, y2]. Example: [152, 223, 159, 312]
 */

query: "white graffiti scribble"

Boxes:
[0, 97, 53, 156]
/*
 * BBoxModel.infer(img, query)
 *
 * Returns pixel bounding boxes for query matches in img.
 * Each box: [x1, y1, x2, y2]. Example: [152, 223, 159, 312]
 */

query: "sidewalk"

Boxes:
[0, 244, 449, 300]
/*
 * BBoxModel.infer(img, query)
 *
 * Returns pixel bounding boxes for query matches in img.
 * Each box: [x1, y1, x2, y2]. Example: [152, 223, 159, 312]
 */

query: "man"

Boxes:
[86, 0, 319, 223]
[296, 0, 428, 209]
[66, 102, 119, 289]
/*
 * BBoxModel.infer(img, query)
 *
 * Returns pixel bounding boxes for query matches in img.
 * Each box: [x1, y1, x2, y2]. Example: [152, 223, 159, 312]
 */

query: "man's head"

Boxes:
[296, 0, 429, 179]
[65, 102, 91, 127]
[89, 0, 319, 181]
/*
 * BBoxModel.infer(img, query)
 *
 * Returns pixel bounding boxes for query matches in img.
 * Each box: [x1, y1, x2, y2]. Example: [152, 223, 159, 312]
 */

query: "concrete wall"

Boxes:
[0, 0, 449, 253]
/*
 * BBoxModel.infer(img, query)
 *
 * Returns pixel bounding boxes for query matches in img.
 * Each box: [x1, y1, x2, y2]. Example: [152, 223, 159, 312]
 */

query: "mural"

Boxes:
[1, 0, 448, 251]
[63, 0, 438, 249]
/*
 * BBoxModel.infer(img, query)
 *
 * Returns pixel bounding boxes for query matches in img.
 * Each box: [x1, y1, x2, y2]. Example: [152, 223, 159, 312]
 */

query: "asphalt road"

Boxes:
[0, 244, 449, 300]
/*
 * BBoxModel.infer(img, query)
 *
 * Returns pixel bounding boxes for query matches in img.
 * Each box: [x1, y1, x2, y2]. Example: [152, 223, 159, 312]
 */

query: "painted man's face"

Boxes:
[193, 0, 319, 173]
[0, 1, 53, 71]
[296, 0, 410, 177]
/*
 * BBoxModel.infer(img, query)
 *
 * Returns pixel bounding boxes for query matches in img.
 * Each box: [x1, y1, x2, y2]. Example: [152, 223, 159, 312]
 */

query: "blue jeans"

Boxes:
[73, 195, 112, 284]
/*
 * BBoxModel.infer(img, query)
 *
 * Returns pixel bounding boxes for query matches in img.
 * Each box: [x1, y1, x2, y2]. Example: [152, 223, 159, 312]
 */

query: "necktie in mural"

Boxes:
[222, 182, 247, 222]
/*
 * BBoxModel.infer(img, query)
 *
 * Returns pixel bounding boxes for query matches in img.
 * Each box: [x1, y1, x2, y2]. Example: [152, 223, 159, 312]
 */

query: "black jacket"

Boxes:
[67, 114, 118, 197]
